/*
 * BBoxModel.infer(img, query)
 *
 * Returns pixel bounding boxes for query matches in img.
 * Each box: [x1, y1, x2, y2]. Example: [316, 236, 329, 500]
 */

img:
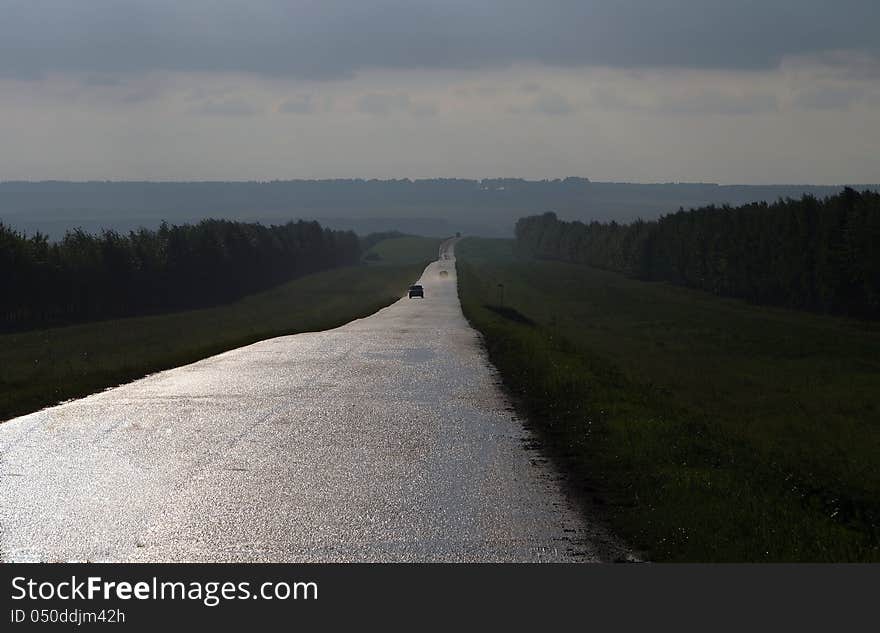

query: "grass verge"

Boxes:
[456, 237, 880, 561]
[1, 236, 441, 421]
[363, 235, 444, 265]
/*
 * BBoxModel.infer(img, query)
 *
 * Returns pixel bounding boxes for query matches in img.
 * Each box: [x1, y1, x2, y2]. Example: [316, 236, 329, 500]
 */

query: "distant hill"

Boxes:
[2, 178, 876, 239]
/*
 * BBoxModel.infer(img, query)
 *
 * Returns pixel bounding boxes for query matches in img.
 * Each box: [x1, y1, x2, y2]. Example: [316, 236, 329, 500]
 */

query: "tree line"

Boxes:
[515, 188, 880, 319]
[0, 218, 360, 330]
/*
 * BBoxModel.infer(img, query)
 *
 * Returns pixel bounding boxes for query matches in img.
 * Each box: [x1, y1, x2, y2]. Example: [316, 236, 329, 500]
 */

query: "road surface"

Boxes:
[0, 239, 632, 562]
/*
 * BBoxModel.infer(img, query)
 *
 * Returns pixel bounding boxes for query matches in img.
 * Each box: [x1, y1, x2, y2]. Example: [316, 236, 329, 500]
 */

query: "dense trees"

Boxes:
[0, 219, 360, 330]
[515, 189, 880, 319]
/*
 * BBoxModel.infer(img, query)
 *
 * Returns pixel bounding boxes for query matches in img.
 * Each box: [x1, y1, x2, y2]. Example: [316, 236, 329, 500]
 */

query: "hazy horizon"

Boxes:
[3, 177, 880, 187]
[3, 178, 874, 240]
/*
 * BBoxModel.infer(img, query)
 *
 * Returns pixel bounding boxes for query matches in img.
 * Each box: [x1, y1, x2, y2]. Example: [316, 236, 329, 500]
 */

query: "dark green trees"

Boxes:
[0, 219, 361, 330]
[515, 189, 880, 319]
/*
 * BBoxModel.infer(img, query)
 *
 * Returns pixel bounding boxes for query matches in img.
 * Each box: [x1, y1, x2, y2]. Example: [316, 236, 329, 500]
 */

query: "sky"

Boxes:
[1, 0, 879, 184]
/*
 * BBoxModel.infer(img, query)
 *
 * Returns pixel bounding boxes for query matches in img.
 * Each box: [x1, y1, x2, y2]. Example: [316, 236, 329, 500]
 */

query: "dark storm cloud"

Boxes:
[1, 1, 878, 80]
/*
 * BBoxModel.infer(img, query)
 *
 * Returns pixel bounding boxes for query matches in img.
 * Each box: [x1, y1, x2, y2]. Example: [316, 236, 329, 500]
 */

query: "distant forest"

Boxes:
[0, 219, 360, 330]
[2, 179, 876, 239]
[515, 189, 880, 319]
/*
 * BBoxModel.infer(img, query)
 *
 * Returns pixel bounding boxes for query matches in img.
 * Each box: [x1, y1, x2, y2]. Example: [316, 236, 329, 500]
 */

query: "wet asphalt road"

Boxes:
[0, 239, 631, 562]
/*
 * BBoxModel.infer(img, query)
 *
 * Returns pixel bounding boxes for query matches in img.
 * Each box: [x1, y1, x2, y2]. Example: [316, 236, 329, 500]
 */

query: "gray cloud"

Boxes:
[658, 91, 779, 116]
[120, 88, 160, 104]
[408, 102, 437, 117]
[794, 86, 867, 111]
[278, 95, 315, 114]
[357, 92, 411, 116]
[192, 98, 257, 117]
[356, 91, 435, 117]
[590, 87, 779, 116]
[590, 86, 638, 111]
[83, 74, 122, 87]
[532, 92, 577, 116]
[1, 1, 878, 80]
[788, 51, 880, 82]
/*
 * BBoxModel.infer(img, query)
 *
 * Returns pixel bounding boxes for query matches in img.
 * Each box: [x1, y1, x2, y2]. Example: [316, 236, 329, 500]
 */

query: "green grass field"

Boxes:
[363, 235, 444, 265]
[0, 236, 441, 422]
[456, 238, 880, 561]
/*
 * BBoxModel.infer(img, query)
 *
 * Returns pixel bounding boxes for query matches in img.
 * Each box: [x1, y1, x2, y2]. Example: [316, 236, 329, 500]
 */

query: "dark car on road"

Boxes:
[408, 284, 424, 298]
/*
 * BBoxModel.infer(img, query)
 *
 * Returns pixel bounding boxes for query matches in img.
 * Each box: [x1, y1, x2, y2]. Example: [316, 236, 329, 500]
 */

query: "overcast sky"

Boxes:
[2, 1, 879, 183]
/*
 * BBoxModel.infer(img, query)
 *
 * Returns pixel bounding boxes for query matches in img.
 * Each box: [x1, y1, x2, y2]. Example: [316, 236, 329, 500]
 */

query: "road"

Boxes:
[0, 239, 632, 562]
